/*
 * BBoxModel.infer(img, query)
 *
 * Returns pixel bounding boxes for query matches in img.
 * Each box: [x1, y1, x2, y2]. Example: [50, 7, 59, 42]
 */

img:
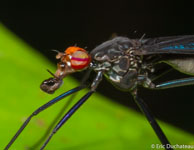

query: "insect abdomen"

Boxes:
[165, 57, 194, 75]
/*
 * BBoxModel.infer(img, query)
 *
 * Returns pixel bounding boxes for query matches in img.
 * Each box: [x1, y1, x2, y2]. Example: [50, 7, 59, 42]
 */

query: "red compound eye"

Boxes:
[71, 50, 91, 70]
[65, 47, 90, 70]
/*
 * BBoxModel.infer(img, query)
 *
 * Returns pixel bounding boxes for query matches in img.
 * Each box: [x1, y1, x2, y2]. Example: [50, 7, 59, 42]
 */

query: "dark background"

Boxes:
[1, 1, 194, 134]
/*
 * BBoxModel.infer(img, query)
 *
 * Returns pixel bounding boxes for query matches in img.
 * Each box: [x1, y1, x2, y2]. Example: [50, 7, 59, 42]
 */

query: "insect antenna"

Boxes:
[51, 49, 60, 53]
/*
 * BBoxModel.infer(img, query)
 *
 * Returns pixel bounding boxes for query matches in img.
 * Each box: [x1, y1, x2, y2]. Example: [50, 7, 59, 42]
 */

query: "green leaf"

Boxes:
[0, 23, 193, 150]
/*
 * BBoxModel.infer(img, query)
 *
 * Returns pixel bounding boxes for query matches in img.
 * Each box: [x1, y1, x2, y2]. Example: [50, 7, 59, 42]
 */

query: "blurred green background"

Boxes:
[0, 23, 194, 150]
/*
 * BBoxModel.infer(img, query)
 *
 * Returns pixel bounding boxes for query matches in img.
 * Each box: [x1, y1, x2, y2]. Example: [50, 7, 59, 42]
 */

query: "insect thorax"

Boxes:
[90, 37, 142, 91]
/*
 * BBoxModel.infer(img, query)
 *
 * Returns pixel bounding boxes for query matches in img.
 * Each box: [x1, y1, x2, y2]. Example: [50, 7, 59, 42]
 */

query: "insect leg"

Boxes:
[29, 70, 92, 149]
[153, 77, 194, 89]
[133, 94, 173, 150]
[40, 71, 103, 150]
[4, 85, 87, 150]
[149, 67, 174, 81]
[30, 95, 76, 149]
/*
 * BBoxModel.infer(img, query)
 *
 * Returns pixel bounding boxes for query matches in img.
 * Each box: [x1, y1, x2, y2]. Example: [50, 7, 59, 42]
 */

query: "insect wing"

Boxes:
[138, 35, 194, 55]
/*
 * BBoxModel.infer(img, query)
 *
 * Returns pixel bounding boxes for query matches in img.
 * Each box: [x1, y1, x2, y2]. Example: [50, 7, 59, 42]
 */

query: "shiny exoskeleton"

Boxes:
[90, 36, 194, 92]
[91, 37, 142, 91]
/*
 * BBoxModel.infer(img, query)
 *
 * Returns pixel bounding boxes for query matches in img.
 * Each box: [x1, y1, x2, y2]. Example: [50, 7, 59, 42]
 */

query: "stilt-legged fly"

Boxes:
[5, 35, 194, 150]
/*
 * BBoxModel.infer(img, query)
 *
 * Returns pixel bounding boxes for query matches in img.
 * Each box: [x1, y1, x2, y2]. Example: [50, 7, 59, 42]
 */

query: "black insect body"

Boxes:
[91, 37, 142, 91]
[92, 36, 194, 92]
[5, 35, 194, 150]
